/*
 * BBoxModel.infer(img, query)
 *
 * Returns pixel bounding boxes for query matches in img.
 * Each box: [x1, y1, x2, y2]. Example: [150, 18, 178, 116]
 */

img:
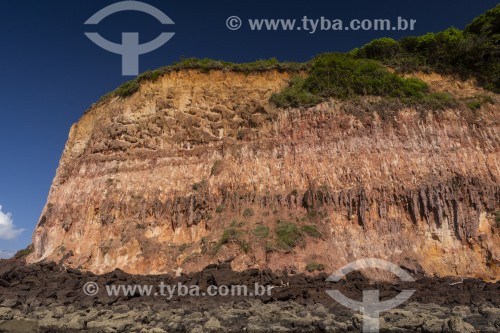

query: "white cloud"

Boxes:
[0, 205, 24, 240]
[0, 250, 14, 259]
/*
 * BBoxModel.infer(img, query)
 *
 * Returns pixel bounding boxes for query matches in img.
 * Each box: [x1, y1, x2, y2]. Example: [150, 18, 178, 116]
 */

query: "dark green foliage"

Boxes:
[275, 220, 303, 249]
[463, 94, 495, 111]
[253, 225, 270, 238]
[114, 80, 140, 97]
[270, 76, 322, 108]
[465, 5, 500, 37]
[352, 37, 402, 60]
[495, 211, 500, 228]
[169, 57, 307, 73]
[15, 247, 34, 258]
[355, 4, 500, 92]
[215, 205, 225, 213]
[305, 53, 427, 98]
[410, 92, 458, 111]
[467, 101, 482, 111]
[271, 53, 439, 109]
[214, 227, 250, 253]
[301, 225, 322, 238]
[214, 228, 240, 253]
[304, 53, 428, 99]
[306, 262, 326, 272]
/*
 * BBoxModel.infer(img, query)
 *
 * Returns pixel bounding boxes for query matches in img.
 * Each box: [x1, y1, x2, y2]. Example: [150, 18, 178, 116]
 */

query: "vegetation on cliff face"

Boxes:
[112, 58, 307, 98]
[270, 53, 457, 110]
[354, 4, 500, 92]
[109, 4, 499, 111]
[272, 4, 499, 108]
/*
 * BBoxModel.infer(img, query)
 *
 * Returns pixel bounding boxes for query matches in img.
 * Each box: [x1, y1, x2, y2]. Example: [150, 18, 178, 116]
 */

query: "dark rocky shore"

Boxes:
[0, 259, 498, 332]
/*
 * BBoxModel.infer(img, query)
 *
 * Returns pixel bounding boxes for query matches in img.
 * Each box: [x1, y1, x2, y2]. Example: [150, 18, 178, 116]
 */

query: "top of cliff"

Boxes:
[97, 4, 499, 108]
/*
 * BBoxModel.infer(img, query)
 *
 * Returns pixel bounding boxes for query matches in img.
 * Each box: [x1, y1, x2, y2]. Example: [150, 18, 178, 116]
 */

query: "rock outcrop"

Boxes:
[28, 69, 500, 278]
[0, 261, 499, 332]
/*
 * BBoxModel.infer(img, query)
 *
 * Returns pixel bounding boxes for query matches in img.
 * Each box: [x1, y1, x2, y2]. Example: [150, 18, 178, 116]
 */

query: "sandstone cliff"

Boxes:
[28, 69, 500, 279]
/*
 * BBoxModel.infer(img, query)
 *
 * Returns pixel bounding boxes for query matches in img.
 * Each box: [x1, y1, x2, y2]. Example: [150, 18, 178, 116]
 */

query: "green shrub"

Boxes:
[353, 37, 401, 60]
[463, 94, 495, 111]
[213, 227, 251, 253]
[304, 53, 429, 99]
[170, 57, 307, 73]
[305, 262, 326, 272]
[276, 220, 303, 249]
[253, 225, 270, 238]
[301, 225, 322, 238]
[467, 101, 482, 111]
[243, 208, 254, 217]
[465, 5, 500, 37]
[136, 69, 163, 82]
[410, 92, 458, 111]
[271, 53, 436, 109]
[15, 247, 34, 258]
[215, 205, 225, 213]
[355, 5, 500, 92]
[115, 80, 140, 97]
[270, 76, 322, 108]
[265, 242, 275, 253]
[214, 228, 240, 253]
[495, 211, 500, 228]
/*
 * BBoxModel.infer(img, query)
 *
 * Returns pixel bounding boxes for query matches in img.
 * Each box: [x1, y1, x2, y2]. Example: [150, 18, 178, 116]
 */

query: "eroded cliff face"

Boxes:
[28, 70, 500, 279]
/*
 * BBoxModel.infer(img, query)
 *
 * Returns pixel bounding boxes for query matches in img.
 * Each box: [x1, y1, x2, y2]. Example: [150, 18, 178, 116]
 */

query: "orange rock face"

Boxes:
[28, 70, 500, 279]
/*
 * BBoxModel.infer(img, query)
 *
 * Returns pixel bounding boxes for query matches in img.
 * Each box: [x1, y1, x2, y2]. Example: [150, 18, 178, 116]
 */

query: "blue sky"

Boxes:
[0, 0, 497, 257]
